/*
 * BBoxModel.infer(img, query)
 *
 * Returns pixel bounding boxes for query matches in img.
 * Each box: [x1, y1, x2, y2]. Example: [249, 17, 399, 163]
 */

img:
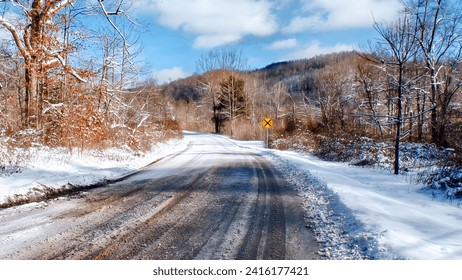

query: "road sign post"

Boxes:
[262, 118, 273, 148]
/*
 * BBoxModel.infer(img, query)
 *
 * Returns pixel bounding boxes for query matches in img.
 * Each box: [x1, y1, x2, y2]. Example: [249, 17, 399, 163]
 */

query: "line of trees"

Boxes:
[358, 0, 462, 173]
[0, 1, 177, 151]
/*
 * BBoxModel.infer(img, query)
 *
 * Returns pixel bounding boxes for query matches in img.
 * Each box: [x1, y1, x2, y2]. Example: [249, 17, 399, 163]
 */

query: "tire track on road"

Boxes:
[236, 156, 286, 260]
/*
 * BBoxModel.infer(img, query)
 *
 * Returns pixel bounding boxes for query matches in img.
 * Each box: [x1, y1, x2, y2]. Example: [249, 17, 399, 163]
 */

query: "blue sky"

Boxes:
[0, 0, 402, 84]
[132, 0, 403, 84]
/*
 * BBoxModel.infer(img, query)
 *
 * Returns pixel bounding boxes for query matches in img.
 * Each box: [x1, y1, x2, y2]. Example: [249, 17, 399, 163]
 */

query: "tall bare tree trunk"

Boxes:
[394, 66, 404, 175]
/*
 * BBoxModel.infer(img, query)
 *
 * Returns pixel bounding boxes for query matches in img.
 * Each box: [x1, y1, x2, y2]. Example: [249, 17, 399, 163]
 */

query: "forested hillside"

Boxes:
[162, 51, 461, 154]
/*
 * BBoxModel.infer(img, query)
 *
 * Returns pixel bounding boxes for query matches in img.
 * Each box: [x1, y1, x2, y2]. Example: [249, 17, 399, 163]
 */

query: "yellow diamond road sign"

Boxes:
[262, 118, 273, 129]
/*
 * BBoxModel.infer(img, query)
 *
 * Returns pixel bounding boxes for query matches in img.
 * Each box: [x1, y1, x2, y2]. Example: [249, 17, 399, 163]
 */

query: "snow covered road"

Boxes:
[1, 132, 462, 260]
[0, 132, 320, 260]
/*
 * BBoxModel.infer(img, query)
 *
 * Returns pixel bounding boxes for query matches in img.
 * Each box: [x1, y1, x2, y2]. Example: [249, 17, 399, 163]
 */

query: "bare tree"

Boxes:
[218, 74, 246, 136]
[313, 64, 353, 132]
[372, 15, 419, 174]
[196, 48, 248, 134]
[356, 58, 388, 138]
[0, 0, 149, 150]
[0, 0, 87, 128]
[405, 0, 462, 145]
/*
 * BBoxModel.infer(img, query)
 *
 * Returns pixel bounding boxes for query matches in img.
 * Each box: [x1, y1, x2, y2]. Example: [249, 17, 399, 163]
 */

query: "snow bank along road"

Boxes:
[0, 132, 320, 260]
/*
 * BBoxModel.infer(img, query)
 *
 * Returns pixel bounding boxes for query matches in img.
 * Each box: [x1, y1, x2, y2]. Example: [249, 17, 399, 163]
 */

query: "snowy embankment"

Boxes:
[266, 150, 462, 260]
[0, 138, 188, 208]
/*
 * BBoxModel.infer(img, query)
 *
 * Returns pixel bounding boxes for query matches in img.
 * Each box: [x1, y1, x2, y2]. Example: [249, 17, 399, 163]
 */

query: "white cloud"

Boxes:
[153, 67, 189, 84]
[284, 0, 401, 33]
[268, 38, 298, 50]
[285, 40, 354, 60]
[139, 0, 277, 48]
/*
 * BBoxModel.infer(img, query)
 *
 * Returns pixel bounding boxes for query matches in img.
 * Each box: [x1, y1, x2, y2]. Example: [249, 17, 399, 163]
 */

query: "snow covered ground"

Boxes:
[1, 132, 462, 260]
[0, 138, 188, 207]
[266, 150, 462, 260]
